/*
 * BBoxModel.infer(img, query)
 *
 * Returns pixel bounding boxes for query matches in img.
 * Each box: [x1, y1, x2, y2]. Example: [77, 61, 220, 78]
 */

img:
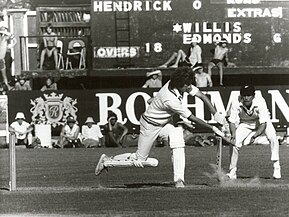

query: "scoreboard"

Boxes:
[90, 0, 289, 69]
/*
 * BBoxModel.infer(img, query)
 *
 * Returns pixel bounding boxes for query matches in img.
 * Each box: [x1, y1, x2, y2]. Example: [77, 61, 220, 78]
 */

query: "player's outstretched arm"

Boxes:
[195, 91, 226, 125]
[187, 114, 214, 131]
[195, 91, 217, 115]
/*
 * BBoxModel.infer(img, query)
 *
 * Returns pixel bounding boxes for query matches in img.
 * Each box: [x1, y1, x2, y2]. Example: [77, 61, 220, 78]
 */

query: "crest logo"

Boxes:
[30, 92, 78, 127]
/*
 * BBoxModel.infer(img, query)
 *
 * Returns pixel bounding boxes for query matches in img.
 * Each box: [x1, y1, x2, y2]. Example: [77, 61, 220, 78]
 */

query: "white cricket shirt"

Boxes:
[142, 81, 199, 126]
[228, 95, 270, 127]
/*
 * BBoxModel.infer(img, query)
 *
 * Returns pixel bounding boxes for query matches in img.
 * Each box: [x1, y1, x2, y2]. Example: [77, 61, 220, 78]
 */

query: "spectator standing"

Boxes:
[103, 112, 128, 147]
[40, 77, 58, 91]
[9, 112, 33, 148]
[81, 117, 104, 148]
[193, 65, 212, 87]
[208, 38, 229, 86]
[39, 23, 58, 70]
[0, 22, 16, 90]
[142, 70, 162, 88]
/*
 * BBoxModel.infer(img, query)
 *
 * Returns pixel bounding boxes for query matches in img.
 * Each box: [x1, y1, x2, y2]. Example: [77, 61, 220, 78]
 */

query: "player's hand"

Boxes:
[214, 112, 226, 125]
[175, 120, 195, 130]
[132, 159, 144, 168]
[212, 126, 225, 137]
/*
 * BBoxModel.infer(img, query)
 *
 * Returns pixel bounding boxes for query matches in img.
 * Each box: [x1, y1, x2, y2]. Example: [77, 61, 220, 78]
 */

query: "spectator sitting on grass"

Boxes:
[56, 116, 82, 148]
[9, 112, 33, 148]
[103, 112, 128, 147]
[81, 117, 104, 148]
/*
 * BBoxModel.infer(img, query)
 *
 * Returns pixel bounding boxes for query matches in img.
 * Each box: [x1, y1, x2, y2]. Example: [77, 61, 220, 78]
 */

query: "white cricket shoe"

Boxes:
[225, 169, 237, 180]
[95, 154, 109, 176]
[273, 167, 281, 179]
[175, 179, 185, 188]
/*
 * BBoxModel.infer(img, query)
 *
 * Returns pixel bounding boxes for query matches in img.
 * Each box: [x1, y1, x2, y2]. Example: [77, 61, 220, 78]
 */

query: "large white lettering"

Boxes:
[93, 0, 172, 12]
[125, 92, 151, 125]
[94, 89, 289, 128]
[268, 90, 289, 122]
[94, 47, 140, 58]
[183, 33, 252, 44]
[227, 7, 283, 18]
[95, 93, 127, 125]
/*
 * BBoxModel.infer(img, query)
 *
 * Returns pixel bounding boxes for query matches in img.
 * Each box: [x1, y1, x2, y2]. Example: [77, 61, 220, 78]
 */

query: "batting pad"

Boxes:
[169, 127, 185, 149]
[103, 157, 158, 167]
[172, 148, 185, 182]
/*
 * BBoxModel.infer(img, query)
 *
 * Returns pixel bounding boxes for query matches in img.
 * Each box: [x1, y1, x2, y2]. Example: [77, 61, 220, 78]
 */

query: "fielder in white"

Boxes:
[226, 85, 281, 180]
[95, 67, 226, 188]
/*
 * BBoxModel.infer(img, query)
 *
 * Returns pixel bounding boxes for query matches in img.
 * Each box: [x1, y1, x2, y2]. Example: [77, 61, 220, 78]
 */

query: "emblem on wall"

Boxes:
[30, 92, 78, 127]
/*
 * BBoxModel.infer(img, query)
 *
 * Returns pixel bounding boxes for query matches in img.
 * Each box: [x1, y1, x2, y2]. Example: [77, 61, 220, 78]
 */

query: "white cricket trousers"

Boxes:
[108, 116, 186, 182]
[229, 122, 280, 171]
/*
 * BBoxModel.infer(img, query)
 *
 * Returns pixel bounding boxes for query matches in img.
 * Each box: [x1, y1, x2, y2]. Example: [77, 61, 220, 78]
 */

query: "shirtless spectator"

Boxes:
[193, 65, 212, 88]
[39, 23, 58, 70]
[14, 75, 32, 91]
[208, 39, 229, 86]
[103, 112, 128, 147]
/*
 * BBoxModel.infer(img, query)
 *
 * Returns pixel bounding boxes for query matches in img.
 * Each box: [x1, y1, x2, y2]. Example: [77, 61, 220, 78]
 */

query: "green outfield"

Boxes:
[0, 145, 288, 217]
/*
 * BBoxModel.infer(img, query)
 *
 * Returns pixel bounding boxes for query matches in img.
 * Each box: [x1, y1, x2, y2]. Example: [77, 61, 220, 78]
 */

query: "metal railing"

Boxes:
[19, 35, 90, 71]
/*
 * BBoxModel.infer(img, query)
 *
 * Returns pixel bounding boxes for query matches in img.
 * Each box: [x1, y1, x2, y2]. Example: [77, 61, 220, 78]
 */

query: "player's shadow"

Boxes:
[0, 187, 10, 191]
[109, 182, 210, 189]
[110, 182, 174, 188]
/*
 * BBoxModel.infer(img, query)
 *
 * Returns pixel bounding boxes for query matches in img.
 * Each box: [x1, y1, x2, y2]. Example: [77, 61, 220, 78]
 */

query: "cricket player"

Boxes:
[226, 85, 281, 180]
[95, 67, 225, 188]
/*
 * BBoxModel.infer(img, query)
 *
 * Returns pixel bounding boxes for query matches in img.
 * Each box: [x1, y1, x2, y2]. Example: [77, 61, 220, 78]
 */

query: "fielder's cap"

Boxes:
[15, 112, 25, 120]
[67, 116, 76, 123]
[146, 70, 161, 77]
[85, 117, 95, 124]
[240, 85, 255, 96]
[220, 38, 228, 44]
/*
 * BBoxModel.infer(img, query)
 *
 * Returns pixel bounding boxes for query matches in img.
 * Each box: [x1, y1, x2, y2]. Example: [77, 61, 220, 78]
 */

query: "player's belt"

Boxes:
[141, 114, 162, 127]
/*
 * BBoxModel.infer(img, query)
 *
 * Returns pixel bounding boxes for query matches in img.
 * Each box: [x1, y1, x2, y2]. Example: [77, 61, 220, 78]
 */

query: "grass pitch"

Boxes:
[0, 145, 289, 216]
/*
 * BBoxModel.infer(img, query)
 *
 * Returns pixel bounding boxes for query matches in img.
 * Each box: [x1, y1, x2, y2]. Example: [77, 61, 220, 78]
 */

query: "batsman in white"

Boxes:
[226, 85, 281, 180]
[95, 66, 226, 188]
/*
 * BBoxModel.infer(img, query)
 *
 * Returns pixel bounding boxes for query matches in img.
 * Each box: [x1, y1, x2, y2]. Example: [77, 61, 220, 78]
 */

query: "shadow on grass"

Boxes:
[0, 187, 10, 191]
[108, 182, 211, 189]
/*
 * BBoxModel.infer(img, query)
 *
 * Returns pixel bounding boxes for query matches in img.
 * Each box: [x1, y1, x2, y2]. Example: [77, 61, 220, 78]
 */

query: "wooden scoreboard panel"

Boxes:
[90, 0, 289, 69]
